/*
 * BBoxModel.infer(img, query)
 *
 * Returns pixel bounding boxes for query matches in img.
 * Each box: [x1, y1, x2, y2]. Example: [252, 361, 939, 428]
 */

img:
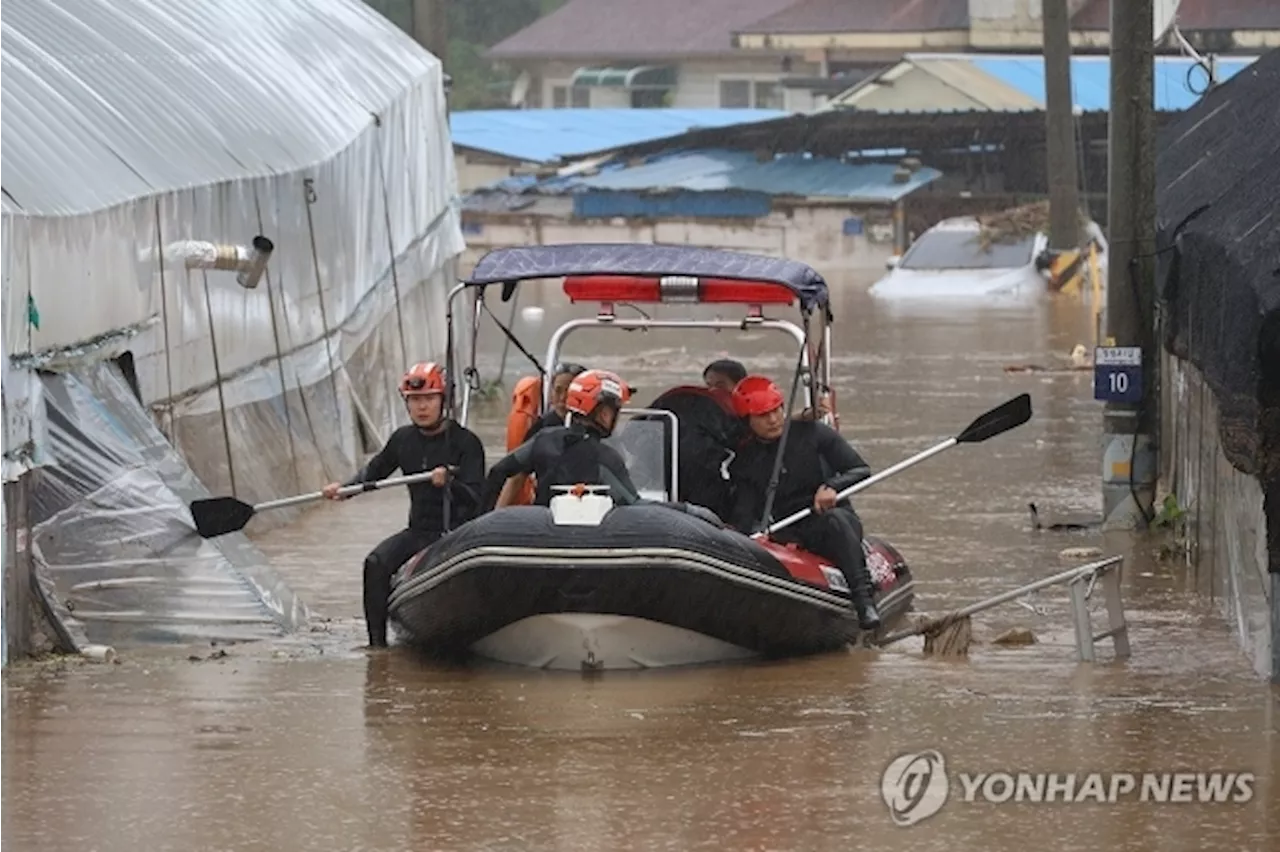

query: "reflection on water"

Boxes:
[4, 277, 1278, 851]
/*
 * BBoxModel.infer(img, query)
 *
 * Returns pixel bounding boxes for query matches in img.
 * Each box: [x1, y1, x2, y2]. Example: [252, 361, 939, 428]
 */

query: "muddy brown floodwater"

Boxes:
[4, 276, 1278, 852]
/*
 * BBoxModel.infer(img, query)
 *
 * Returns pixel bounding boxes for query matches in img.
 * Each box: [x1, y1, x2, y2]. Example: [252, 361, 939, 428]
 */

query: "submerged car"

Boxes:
[869, 216, 1106, 301]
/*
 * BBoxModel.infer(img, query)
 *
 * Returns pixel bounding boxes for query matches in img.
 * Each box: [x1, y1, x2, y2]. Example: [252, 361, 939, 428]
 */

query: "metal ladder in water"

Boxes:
[879, 555, 1132, 662]
[1063, 555, 1131, 662]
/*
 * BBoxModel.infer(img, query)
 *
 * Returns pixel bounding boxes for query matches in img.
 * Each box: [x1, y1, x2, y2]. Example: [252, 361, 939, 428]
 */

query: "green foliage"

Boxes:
[363, 1, 569, 110]
[1152, 493, 1187, 529]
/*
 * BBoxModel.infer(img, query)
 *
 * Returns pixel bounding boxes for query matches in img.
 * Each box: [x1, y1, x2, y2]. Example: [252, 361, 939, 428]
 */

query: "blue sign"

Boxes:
[1093, 346, 1143, 403]
[842, 216, 864, 236]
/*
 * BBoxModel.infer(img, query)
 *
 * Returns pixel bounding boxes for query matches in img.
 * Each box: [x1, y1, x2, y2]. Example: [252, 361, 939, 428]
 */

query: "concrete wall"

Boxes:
[1163, 353, 1277, 681]
[460, 203, 900, 275]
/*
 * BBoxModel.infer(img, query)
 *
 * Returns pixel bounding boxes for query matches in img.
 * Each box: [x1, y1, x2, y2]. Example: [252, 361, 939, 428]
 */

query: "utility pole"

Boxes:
[412, 0, 449, 67]
[1099, 0, 1158, 530]
[1042, 0, 1081, 249]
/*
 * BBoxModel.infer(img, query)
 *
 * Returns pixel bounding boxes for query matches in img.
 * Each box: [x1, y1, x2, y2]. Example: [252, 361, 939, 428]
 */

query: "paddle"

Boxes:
[190, 470, 443, 539]
[753, 393, 1033, 539]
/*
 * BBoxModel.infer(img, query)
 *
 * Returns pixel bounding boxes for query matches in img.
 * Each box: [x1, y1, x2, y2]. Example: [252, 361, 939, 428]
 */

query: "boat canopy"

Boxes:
[463, 243, 830, 311]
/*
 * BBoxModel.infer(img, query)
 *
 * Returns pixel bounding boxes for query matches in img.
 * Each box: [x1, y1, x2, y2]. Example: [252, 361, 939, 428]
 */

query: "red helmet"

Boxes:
[566, 369, 631, 417]
[399, 362, 445, 397]
[732, 375, 784, 417]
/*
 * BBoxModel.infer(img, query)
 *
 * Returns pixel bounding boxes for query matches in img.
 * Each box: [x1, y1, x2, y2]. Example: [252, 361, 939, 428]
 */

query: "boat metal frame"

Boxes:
[442, 279, 834, 508]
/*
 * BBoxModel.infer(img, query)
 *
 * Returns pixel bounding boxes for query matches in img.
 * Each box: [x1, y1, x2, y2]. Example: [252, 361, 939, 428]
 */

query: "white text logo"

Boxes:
[881, 751, 949, 826]
[880, 751, 1255, 826]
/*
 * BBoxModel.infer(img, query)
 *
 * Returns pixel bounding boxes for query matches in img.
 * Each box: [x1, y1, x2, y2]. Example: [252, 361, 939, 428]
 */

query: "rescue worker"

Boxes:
[725, 375, 881, 630]
[483, 368, 641, 510]
[702, 359, 747, 392]
[524, 362, 588, 442]
[704, 358, 830, 421]
[322, 362, 486, 648]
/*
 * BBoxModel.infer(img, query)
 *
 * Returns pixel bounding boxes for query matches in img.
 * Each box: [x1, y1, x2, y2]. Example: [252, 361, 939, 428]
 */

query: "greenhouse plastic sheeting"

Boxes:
[28, 362, 307, 649]
[2, 0, 465, 538]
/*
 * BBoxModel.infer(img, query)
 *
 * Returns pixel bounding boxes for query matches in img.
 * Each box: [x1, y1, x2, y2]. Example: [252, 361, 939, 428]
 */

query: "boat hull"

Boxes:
[471, 613, 759, 670]
[387, 505, 915, 670]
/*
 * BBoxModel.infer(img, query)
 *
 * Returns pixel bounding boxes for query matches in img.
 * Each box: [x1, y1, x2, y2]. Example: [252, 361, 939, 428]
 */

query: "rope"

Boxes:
[375, 134, 410, 368]
[200, 269, 238, 497]
[756, 315, 811, 532]
[302, 177, 346, 461]
[253, 189, 303, 493]
[152, 201, 176, 440]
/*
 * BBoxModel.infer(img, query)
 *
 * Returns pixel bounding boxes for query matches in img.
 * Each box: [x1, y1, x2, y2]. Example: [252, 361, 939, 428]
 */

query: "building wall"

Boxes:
[968, 0, 1101, 49]
[840, 66, 1015, 111]
[456, 151, 523, 193]
[460, 203, 900, 276]
[1163, 353, 1277, 681]
[522, 57, 820, 110]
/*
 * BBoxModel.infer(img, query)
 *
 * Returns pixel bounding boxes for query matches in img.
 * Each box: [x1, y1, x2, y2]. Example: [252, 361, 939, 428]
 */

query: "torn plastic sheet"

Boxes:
[28, 362, 307, 649]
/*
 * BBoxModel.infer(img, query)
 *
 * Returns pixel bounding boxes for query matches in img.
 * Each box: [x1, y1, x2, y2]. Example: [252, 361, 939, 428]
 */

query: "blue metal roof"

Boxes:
[449, 108, 788, 163]
[958, 54, 1260, 112]
[559, 149, 941, 202]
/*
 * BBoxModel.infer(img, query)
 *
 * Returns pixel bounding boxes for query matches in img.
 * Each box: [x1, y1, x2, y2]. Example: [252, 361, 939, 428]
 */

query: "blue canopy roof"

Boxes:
[464, 243, 829, 310]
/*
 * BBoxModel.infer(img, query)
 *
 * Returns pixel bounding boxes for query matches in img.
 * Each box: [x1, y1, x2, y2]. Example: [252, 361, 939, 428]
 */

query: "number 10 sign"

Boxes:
[1093, 346, 1143, 403]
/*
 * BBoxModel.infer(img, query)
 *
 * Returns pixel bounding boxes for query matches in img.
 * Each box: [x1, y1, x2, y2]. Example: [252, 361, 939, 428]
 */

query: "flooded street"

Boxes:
[4, 276, 1277, 851]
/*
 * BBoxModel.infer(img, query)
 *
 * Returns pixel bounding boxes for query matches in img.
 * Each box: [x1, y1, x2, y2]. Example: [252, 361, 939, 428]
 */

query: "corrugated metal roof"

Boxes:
[737, 0, 969, 35]
[1, 0, 440, 216]
[948, 54, 1258, 112]
[514, 149, 941, 202]
[828, 53, 1260, 112]
[486, 0, 801, 60]
[449, 108, 789, 164]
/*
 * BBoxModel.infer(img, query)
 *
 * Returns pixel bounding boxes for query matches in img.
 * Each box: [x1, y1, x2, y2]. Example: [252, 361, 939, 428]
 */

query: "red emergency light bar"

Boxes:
[563, 275, 796, 306]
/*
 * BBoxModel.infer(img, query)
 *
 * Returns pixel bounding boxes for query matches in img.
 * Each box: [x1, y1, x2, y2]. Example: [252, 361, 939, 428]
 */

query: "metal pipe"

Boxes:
[459, 288, 483, 425]
[155, 237, 275, 289]
[543, 317, 810, 410]
[444, 281, 469, 420]
[822, 322, 835, 428]
[235, 236, 274, 289]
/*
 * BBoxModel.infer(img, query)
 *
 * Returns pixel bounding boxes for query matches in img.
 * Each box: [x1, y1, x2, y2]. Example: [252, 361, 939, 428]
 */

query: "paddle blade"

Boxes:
[190, 496, 256, 538]
[957, 393, 1033, 444]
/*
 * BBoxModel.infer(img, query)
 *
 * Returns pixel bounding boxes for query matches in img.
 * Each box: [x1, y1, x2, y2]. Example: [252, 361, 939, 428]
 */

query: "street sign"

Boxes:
[1094, 346, 1143, 403]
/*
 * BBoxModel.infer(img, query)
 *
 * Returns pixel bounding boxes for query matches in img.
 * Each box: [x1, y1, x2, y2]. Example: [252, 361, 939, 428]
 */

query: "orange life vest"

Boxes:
[504, 375, 542, 505]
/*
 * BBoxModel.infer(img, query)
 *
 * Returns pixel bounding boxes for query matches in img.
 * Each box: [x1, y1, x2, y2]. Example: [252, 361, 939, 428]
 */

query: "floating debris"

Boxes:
[1004, 344, 1094, 374]
[1060, 546, 1105, 560]
[992, 627, 1037, 646]
[976, 200, 1091, 248]
[1029, 502, 1101, 532]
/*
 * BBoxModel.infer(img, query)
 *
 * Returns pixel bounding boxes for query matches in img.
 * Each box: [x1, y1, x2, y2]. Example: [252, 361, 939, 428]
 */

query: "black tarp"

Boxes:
[1155, 47, 1280, 484]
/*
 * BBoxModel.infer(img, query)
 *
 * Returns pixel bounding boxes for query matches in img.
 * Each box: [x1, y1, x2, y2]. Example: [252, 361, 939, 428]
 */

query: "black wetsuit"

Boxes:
[344, 420, 486, 647]
[522, 408, 565, 444]
[482, 422, 641, 510]
[726, 421, 880, 627]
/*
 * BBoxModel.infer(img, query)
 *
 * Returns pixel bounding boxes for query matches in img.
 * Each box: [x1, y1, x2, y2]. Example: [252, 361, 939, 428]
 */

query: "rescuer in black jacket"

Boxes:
[725, 375, 881, 631]
[483, 369, 641, 510]
[322, 362, 486, 648]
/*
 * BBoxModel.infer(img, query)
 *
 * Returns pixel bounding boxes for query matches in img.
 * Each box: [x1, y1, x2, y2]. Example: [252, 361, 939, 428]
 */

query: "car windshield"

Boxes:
[899, 230, 1037, 271]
